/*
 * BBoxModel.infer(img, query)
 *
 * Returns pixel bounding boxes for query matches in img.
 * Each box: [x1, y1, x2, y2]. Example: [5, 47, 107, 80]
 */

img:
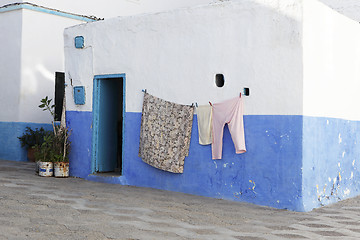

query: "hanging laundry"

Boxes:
[196, 105, 212, 145]
[139, 92, 194, 173]
[211, 96, 246, 160]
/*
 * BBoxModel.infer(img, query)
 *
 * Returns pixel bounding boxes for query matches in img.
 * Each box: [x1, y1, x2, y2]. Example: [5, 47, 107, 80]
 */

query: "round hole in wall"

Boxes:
[215, 74, 225, 87]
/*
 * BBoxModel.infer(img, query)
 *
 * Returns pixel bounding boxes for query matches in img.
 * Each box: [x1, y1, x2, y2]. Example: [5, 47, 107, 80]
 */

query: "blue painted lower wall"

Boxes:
[302, 116, 360, 211]
[66, 111, 304, 211]
[0, 121, 52, 161]
[124, 113, 304, 211]
[66, 111, 93, 178]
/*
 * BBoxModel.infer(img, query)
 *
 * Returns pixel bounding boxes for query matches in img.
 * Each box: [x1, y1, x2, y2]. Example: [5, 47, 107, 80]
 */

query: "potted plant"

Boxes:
[34, 133, 55, 177]
[18, 127, 50, 162]
[38, 96, 71, 177]
[52, 125, 70, 177]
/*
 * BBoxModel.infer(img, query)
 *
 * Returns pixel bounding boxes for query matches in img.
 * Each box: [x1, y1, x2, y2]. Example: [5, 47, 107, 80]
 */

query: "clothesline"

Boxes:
[139, 91, 246, 169]
[141, 88, 249, 108]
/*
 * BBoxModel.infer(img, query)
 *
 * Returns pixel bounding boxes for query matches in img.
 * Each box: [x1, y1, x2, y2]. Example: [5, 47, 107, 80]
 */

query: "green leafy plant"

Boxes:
[18, 127, 51, 149]
[37, 96, 71, 163]
[34, 134, 55, 162]
[39, 96, 56, 135]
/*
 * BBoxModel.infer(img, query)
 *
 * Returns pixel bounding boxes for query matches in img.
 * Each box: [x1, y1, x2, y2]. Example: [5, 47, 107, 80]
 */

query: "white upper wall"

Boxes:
[18, 9, 83, 123]
[0, 10, 22, 122]
[319, 0, 360, 22]
[64, 0, 303, 115]
[303, 0, 360, 121]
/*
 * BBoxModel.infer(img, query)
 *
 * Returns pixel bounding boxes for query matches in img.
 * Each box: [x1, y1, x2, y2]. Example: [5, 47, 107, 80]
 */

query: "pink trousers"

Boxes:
[211, 96, 246, 160]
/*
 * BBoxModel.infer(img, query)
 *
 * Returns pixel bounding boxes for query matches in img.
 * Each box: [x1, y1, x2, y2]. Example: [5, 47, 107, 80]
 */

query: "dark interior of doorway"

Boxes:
[95, 77, 123, 176]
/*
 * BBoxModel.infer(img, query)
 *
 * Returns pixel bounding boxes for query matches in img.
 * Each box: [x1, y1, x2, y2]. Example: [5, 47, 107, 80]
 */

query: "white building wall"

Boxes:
[319, 0, 360, 22]
[0, 10, 22, 122]
[31, 0, 219, 19]
[64, 0, 304, 115]
[303, 0, 360, 121]
[18, 9, 82, 123]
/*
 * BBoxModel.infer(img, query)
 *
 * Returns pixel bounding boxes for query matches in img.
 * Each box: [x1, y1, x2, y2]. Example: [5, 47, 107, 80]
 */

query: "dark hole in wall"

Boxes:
[55, 72, 65, 121]
[215, 74, 225, 87]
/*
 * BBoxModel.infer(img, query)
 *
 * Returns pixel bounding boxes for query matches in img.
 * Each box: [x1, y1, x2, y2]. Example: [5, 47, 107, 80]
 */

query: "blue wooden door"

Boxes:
[95, 79, 119, 172]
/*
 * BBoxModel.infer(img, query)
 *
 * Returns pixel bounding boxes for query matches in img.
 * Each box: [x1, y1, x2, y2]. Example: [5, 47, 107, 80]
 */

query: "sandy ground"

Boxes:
[1, 160, 360, 240]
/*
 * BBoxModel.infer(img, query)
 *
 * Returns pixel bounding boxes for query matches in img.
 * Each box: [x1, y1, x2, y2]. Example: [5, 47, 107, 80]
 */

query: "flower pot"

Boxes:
[27, 148, 36, 162]
[38, 162, 53, 177]
[54, 162, 69, 178]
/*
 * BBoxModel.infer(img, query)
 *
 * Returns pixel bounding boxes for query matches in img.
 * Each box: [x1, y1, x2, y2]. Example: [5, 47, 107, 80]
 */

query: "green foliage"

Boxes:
[34, 129, 71, 163]
[35, 96, 71, 163]
[18, 127, 51, 148]
[34, 134, 54, 162]
[38, 96, 55, 119]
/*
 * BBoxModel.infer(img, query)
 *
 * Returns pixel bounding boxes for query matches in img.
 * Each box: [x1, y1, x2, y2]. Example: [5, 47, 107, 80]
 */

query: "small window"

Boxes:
[215, 74, 225, 87]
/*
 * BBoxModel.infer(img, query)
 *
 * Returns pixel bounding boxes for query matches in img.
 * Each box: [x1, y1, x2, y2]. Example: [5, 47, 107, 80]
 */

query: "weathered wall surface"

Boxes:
[302, 0, 360, 211]
[0, 0, 230, 162]
[65, 0, 303, 114]
[65, 0, 305, 211]
[0, 7, 82, 161]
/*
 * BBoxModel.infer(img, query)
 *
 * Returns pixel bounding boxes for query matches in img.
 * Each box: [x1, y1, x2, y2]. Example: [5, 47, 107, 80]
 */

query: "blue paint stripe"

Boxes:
[0, 3, 99, 22]
[0, 121, 52, 162]
[302, 116, 360, 211]
[66, 111, 304, 211]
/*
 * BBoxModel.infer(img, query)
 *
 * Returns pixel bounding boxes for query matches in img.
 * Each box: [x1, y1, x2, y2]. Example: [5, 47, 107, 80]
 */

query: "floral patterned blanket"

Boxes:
[139, 93, 194, 173]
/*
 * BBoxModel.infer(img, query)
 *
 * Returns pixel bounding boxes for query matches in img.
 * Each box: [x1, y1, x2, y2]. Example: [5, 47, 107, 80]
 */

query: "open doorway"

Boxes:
[92, 74, 125, 175]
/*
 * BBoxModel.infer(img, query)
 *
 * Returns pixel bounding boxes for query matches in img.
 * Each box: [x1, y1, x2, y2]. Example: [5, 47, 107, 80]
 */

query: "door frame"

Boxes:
[91, 73, 126, 173]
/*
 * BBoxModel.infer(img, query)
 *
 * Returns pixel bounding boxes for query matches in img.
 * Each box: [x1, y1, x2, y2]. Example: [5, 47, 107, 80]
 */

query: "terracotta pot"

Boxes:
[54, 162, 69, 178]
[27, 148, 36, 162]
[38, 162, 53, 177]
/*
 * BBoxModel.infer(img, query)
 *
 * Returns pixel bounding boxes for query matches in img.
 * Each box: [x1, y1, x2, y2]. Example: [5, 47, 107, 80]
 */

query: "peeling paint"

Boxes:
[338, 133, 342, 144]
[233, 192, 242, 198]
[223, 163, 228, 168]
[326, 120, 329, 125]
[213, 161, 217, 169]
[344, 189, 350, 195]
[342, 151, 345, 158]
[249, 180, 256, 194]
[317, 172, 344, 206]
[352, 160, 356, 167]
[350, 172, 354, 179]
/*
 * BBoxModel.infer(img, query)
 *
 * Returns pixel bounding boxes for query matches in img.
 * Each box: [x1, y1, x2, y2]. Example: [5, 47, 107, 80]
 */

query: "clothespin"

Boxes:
[240, 92, 242, 98]
[142, 89, 147, 93]
[209, 101, 212, 106]
[195, 102, 198, 108]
